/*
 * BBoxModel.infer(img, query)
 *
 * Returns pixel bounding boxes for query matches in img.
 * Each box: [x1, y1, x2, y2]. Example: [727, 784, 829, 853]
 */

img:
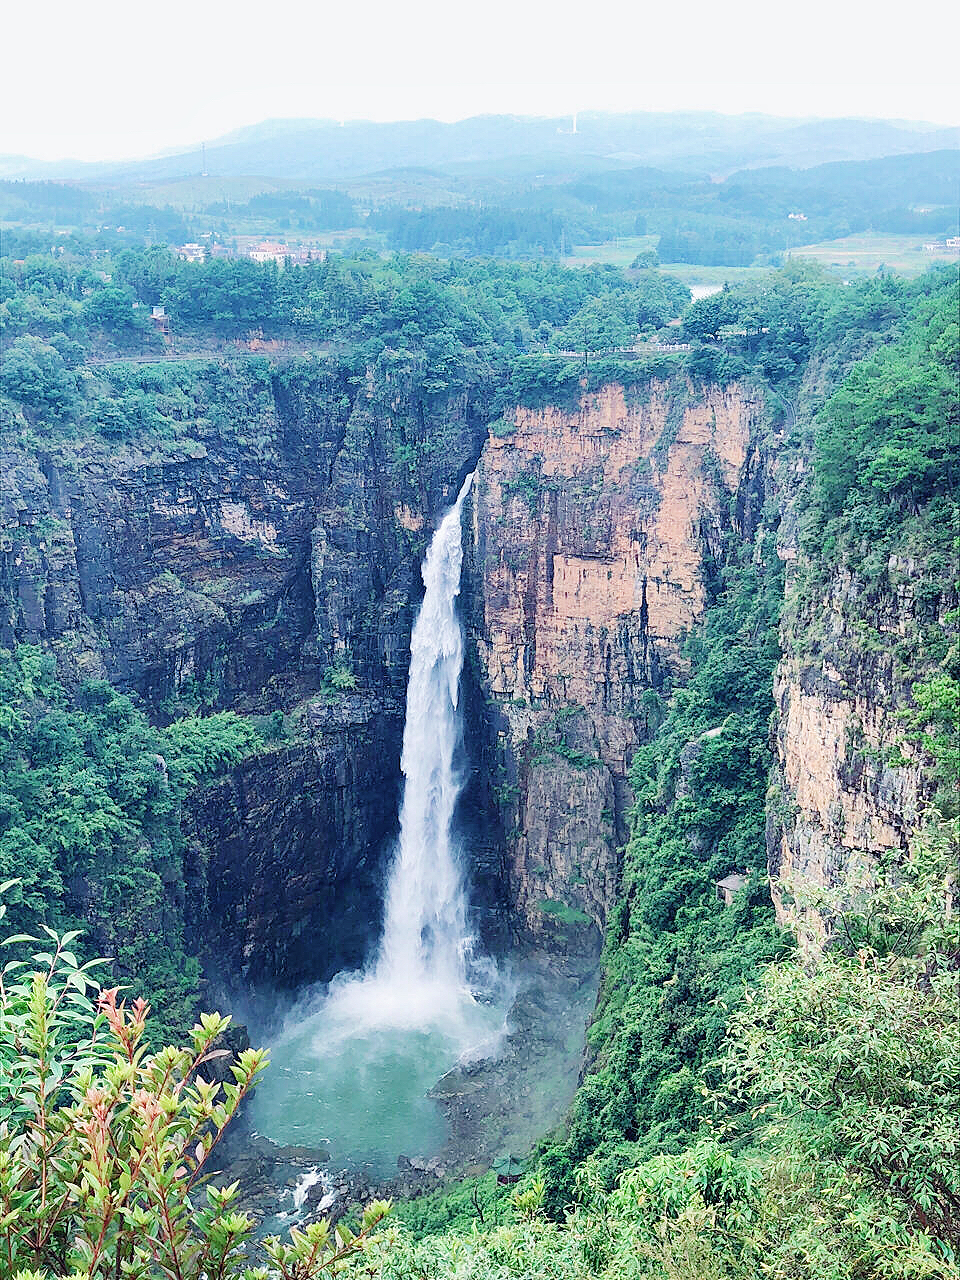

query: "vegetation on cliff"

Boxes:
[367, 812, 959, 1278]
[1, 217, 957, 1277]
[1, 245, 689, 362]
[539, 533, 790, 1205]
[0, 646, 264, 1040]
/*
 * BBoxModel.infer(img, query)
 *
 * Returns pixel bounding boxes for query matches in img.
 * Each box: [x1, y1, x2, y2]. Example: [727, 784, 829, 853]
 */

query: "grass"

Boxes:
[565, 235, 659, 267]
[565, 238, 776, 296]
[537, 899, 593, 925]
[658, 262, 776, 289]
[786, 232, 955, 277]
[567, 228, 954, 288]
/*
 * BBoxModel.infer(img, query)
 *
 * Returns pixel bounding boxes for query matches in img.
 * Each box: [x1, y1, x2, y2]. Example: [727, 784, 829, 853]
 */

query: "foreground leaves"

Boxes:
[0, 894, 390, 1280]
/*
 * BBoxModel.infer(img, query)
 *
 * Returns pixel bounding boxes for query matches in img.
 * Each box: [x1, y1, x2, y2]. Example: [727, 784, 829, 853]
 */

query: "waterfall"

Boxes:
[374, 471, 474, 993]
[251, 473, 504, 1172]
[301, 471, 483, 1031]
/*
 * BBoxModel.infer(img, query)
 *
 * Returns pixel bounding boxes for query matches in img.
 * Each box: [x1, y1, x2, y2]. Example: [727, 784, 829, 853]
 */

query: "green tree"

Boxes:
[81, 285, 142, 335]
[0, 336, 77, 419]
[556, 297, 634, 365]
[724, 816, 960, 1259]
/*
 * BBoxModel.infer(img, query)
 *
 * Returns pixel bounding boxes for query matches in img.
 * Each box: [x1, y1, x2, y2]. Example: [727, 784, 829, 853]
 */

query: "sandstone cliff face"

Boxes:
[768, 551, 947, 942]
[465, 379, 766, 950]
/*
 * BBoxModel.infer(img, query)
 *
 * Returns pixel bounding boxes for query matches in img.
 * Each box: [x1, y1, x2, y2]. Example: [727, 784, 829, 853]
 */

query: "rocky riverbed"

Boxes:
[217, 952, 600, 1230]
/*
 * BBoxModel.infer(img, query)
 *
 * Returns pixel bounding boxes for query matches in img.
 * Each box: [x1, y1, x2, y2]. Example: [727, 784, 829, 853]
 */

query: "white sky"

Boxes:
[4, 0, 959, 162]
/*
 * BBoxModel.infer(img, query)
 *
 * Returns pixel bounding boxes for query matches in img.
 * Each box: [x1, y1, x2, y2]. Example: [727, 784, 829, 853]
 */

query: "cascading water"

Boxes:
[251, 473, 505, 1177]
[375, 470, 474, 999]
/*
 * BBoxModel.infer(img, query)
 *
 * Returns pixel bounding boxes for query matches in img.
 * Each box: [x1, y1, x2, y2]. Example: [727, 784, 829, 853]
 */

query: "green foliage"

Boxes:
[367, 822, 959, 1278]
[786, 270, 957, 798]
[537, 900, 592, 925]
[164, 713, 263, 784]
[0, 905, 391, 1279]
[488, 415, 517, 438]
[81, 284, 144, 337]
[681, 264, 954, 389]
[552, 276, 689, 358]
[2, 247, 694, 445]
[370, 204, 567, 258]
[0, 647, 262, 1039]
[536, 529, 789, 1208]
[901, 670, 960, 809]
[810, 278, 959, 553]
[501, 469, 543, 514]
[321, 661, 359, 695]
[0, 336, 78, 420]
[554, 297, 638, 357]
[393, 1171, 514, 1237]
[723, 813, 960, 1268]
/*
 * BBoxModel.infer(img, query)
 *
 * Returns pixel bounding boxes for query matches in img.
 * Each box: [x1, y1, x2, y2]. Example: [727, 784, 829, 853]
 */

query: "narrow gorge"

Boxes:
[1, 261, 954, 1252]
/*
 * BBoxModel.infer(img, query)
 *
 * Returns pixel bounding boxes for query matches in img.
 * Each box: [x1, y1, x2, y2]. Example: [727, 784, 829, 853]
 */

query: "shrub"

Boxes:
[164, 712, 264, 783]
[0, 889, 391, 1279]
[322, 663, 358, 693]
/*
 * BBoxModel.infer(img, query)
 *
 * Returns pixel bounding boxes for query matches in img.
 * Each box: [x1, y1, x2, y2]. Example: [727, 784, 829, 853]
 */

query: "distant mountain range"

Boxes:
[2, 111, 957, 185]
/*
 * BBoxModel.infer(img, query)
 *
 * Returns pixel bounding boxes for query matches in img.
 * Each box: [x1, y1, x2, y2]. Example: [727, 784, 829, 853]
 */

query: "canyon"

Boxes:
[0, 352, 943, 1188]
[2, 357, 933, 976]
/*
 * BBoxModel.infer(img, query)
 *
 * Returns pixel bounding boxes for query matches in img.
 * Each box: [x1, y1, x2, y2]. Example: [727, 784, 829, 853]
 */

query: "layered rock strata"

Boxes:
[768, 553, 948, 942]
[0, 356, 489, 989]
[465, 379, 766, 950]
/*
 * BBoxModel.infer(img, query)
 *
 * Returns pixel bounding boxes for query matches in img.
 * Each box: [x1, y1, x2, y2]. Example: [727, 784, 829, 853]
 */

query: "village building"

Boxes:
[246, 241, 327, 267]
[716, 873, 747, 906]
[150, 304, 170, 336]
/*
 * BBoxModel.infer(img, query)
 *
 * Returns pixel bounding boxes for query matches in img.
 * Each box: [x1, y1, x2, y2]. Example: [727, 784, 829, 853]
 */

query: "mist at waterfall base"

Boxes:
[250, 475, 510, 1178]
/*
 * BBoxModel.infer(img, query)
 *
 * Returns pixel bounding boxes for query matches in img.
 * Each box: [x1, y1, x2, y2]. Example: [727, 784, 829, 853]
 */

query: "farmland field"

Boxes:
[786, 232, 956, 275]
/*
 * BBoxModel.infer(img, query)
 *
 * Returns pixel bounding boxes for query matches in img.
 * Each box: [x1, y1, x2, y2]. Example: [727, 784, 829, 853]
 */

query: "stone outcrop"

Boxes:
[464, 378, 766, 950]
[767, 551, 948, 943]
[183, 693, 404, 1003]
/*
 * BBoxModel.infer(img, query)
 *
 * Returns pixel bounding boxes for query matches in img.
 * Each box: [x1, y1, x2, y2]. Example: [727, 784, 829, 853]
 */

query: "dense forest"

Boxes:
[0, 192, 957, 1280]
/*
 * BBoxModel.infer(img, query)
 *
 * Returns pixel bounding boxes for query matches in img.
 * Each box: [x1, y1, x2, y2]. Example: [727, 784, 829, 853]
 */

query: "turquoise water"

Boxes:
[249, 972, 507, 1179]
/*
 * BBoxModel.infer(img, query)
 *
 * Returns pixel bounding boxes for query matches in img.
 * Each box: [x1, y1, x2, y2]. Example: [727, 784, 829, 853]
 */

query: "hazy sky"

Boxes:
[4, 0, 959, 161]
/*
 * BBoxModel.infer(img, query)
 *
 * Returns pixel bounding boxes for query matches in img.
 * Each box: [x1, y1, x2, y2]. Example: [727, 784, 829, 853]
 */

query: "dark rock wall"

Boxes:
[184, 695, 404, 1004]
[0, 354, 492, 992]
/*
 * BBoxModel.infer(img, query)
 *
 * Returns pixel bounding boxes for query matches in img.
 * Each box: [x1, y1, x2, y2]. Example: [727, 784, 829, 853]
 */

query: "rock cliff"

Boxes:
[0, 354, 490, 990]
[464, 378, 767, 951]
[3, 348, 940, 992]
[768, 550, 949, 943]
[183, 693, 403, 1004]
